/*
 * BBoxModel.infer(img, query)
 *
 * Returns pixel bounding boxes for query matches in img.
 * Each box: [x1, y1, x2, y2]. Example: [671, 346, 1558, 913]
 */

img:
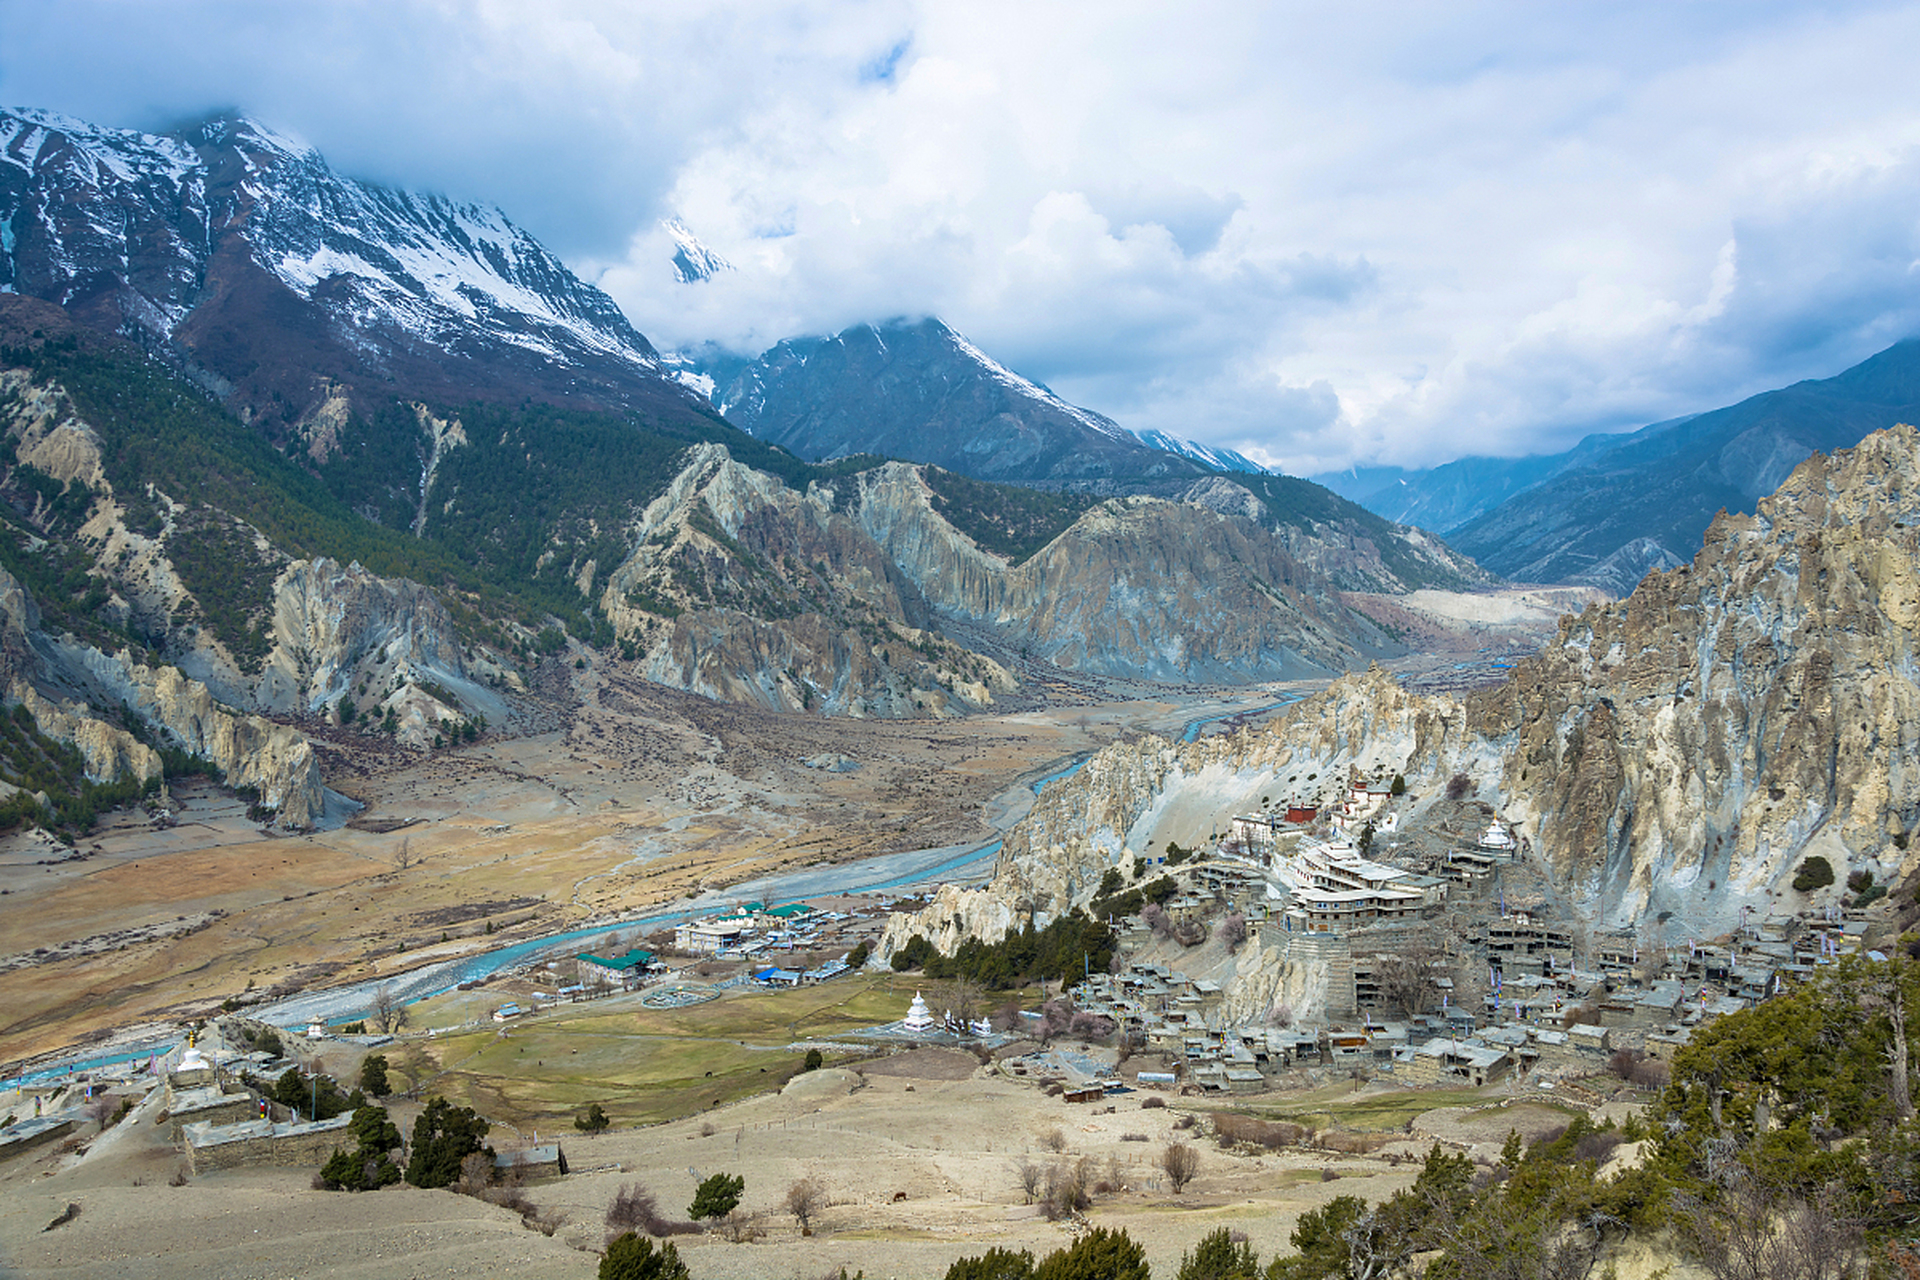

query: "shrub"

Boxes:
[1446, 773, 1473, 800]
[1032, 1227, 1148, 1280]
[1175, 1227, 1259, 1280]
[803, 1048, 824, 1072]
[1140, 1096, 1166, 1109]
[1040, 1157, 1094, 1220]
[405, 1098, 491, 1188]
[946, 1246, 1037, 1280]
[1212, 1114, 1304, 1151]
[600, 1233, 690, 1280]
[607, 1182, 699, 1239]
[576, 1102, 611, 1133]
[688, 1172, 743, 1224]
[358, 1054, 391, 1099]
[1794, 856, 1836, 892]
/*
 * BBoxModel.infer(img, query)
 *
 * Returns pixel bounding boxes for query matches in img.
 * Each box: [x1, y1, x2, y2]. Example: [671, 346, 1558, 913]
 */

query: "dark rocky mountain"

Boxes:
[1320, 340, 1920, 593]
[704, 316, 1261, 490]
[0, 107, 716, 436]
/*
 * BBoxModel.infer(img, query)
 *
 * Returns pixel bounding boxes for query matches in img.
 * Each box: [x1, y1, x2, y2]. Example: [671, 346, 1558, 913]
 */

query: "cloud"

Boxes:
[6, 1, 1920, 472]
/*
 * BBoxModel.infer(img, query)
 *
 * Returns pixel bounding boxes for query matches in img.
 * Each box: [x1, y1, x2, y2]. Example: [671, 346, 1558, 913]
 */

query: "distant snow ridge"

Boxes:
[1131, 429, 1270, 475]
[943, 327, 1134, 443]
[665, 218, 733, 284]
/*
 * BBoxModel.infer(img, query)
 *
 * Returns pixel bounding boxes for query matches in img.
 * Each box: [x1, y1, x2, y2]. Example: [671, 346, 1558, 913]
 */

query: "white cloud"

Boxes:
[7, 0, 1920, 471]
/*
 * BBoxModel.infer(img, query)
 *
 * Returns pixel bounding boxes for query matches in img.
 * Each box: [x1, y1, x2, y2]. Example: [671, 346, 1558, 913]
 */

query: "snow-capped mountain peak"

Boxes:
[665, 217, 733, 284]
[0, 105, 697, 421]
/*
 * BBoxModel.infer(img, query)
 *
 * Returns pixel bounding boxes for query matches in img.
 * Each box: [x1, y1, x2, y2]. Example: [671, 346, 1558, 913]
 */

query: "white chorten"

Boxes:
[1479, 820, 1515, 851]
[902, 990, 934, 1031]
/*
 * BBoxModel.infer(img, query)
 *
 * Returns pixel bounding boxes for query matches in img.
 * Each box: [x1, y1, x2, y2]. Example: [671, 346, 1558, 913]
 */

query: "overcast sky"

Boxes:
[7, 1, 1920, 474]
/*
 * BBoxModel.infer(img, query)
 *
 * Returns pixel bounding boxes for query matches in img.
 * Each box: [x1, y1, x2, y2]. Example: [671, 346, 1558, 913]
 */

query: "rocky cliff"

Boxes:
[884, 425, 1920, 952]
[601, 444, 1014, 717]
[599, 447, 1405, 703]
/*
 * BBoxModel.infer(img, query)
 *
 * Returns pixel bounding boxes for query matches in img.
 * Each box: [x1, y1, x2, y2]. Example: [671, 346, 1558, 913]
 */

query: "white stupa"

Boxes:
[902, 990, 935, 1031]
[1478, 819, 1516, 851]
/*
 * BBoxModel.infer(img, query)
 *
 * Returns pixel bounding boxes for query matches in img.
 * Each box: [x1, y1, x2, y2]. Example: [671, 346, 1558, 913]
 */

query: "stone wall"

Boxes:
[184, 1115, 351, 1174]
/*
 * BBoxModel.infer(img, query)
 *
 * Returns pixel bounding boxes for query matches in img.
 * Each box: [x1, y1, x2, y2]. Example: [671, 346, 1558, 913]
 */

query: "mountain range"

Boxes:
[1316, 340, 1920, 592]
[0, 105, 1500, 827]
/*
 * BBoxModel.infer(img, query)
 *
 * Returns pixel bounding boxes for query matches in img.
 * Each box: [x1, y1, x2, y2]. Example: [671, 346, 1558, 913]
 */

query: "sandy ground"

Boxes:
[0, 1046, 1433, 1280]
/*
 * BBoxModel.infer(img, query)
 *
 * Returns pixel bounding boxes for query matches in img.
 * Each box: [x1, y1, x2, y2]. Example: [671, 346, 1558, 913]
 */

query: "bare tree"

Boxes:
[1161, 1142, 1199, 1193]
[1866, 974, 1917, 1123]
[946, 979, 982, 1026]
[1014, 1157, 1043, 1204]
[785, 1176, 825, 1234]
[370, 983, 408, 1035]
[1674, 1170, 1864, 1280]
[394, 837, 415, 871]
[1041, 1157, 1095, 1220]
[1219, 912, 1248, 952]
[606, 1182, 662, 1240]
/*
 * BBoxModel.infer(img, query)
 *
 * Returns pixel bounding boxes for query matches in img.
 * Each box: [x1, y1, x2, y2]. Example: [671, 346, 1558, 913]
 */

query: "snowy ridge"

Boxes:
[1130, 428, 1269, 475]
[664, 218, 733, 284]
[943, 326, 1134, 442]
[0, 106, 665, 382]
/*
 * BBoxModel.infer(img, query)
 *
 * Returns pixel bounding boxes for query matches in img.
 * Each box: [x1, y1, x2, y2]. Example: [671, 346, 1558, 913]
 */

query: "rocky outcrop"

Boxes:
[260, 557, 502, 741]
[51, 642, 325, 826]
[886, 426, 1920, 949]
[848, 465, 1394, 679]
[604, 444, 1014, 718]
[1469, 423, 1920, 923]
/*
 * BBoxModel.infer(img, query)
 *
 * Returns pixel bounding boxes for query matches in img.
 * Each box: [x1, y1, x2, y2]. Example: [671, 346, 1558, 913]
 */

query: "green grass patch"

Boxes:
[411, 974, 970, 1128]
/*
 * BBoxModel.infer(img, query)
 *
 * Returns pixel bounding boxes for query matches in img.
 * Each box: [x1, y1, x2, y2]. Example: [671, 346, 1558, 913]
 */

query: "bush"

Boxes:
[803, 1048, 824, 1072]
[1794, 856, 1836, 892]
[1033, 1225, 1148, 1280]
[1175, 1227, 1259, 1280]
[405, 1097, 491, 1188]
[946, 1246, 1037, 1280]
[358, 1054, 391, 1099]
[1446, 773, 1473, 801]
[1040, 1157, 1094, 1220]
[1212, 1113, 1304, 1150]
[600, 1233, 690, 1280]
[576, 1102, 611, 1133]
[606, 1182, 699, 1239]
[688, 1171, 744, 1224]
